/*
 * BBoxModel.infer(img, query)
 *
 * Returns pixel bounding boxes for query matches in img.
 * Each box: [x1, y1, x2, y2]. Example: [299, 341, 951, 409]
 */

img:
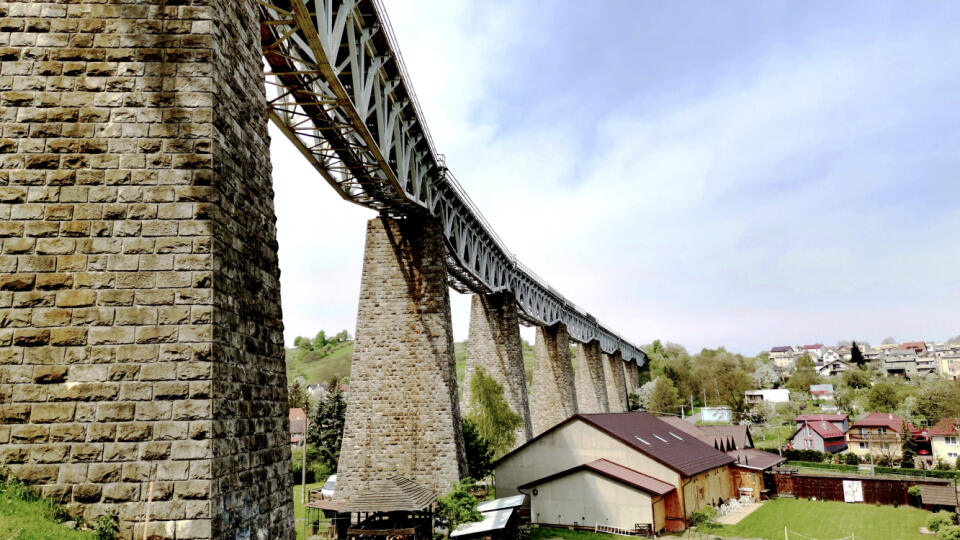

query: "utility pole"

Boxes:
[868, 432, 875, 470]
[777, 421, 783, 457]
[301, 418, 308, 503]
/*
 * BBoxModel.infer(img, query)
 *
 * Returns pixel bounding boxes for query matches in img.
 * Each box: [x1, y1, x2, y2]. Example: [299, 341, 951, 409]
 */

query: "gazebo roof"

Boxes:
[343, 475, 438, 513]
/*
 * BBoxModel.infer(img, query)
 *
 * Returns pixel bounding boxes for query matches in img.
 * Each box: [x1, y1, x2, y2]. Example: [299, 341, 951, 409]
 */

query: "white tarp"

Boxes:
[842, 480, 864, 502]
[450, 509, 513, 537]
[476, 494, 525, 513]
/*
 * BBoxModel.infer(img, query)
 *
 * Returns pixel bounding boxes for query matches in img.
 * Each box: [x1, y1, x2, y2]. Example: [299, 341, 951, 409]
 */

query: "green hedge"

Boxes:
[786, 461, 960, 480]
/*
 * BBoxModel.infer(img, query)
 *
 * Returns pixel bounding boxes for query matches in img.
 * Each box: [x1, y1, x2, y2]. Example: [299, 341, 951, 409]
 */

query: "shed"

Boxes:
[920, 484, 959, 512]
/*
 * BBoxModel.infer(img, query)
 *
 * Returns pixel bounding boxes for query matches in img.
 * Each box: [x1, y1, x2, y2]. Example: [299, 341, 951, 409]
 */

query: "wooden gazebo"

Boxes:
[334, 476, 438, 539]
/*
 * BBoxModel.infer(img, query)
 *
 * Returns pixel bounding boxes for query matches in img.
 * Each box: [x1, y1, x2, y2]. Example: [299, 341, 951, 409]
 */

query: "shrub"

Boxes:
[938, 525, 960, 540]
[691, 506, 718, 531]
[436, 478, 482, 533]
[782, 449, 830, 462]
[94, 510, 119, 540]
[842, 453, 860, 466]
[929, 511, 957, 532]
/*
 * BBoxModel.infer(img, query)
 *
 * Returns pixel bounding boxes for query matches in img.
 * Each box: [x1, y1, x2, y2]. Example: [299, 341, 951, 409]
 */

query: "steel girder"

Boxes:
[259, 0, 647, 365]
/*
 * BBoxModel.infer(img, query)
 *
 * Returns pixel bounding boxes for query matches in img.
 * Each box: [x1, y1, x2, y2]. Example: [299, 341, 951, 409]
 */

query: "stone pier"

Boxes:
[0, 1, 293, 538]
[336, 216, 466, 502]
[461, 293, 532, 445]
[603, 352, 629, 412]
[530, 324, 577, 435]
[572, 341, 608, 414]
[623, 360, 641, 399]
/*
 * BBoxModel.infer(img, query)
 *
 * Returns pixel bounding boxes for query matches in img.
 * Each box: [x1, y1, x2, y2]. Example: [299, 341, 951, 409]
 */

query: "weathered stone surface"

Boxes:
[623, 360, 641, 398]
[530, 324, 578, 436]
[461, 293, 532, 446]
[1, 1, 294, 537]
[337, 216, 466, 503]
[573, 341, 609, 414]
[603, 352, 628, 413]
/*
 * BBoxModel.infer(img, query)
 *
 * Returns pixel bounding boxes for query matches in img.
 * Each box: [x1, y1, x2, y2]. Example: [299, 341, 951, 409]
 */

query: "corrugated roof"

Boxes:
[656, 417, 753, 450]
[342, 475, 437, 513]
[450, 508, 514, 537]
[519, 459, 675, 496]
[727, 448, 786, 471]
[852, 412, 914, 432]
[579, 412, 734, 476]
[476, 495, 525, 513]
[920, 484, 958, 507]
[791, 419, 845, 441]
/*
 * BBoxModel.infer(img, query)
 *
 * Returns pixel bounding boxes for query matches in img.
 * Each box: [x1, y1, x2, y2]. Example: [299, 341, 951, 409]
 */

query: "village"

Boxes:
[288, 339, 960, 539]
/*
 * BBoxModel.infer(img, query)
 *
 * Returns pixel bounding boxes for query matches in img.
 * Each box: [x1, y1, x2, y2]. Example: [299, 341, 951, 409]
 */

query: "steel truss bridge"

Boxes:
[259, 0, 647, 364]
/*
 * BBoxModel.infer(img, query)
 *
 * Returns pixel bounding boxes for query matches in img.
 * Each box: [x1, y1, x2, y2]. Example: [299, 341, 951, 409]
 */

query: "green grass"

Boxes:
[286, 343, 355, 384]
[713, 498, 932, 540]
[0, 481, 94, 540]
[292, 481, 326, 540]
[755, 424, 795, 450]
[529, 526, 617, 539]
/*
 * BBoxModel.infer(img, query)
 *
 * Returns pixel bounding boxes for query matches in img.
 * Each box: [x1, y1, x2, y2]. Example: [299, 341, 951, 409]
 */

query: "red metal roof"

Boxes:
[851, 412, 914, 432]
[927, 418, 960, 437]
[803, 344, 824, 349]
[793, 419, 845, 439]
[796, 414, 848, 423]
[518, 459, 676, 496]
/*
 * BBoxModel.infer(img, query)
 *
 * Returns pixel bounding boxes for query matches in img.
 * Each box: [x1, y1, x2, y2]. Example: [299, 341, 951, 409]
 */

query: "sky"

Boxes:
[270, 1, 960, 356]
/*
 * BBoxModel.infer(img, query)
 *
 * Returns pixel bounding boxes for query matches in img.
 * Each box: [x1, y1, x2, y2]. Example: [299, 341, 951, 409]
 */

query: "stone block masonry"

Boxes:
[461, 293, 532, 447]
[573, 341, 608, 414]
[603, 352, 628, 413]
[623, 360, 640, 398]
[0, 1, 294, 538]
[337, 216, 466, 502]
[530, 324, 577, 436]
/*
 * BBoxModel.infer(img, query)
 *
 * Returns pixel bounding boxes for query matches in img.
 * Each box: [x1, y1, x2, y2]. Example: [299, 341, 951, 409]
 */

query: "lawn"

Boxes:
[713, 498, 932, 540]
[0, 487, 93, 540]
[286, 343, 355, 384]
[529, 526, 617, 539]
[754, 424, 795, 450]
[292, 481, 326, 540]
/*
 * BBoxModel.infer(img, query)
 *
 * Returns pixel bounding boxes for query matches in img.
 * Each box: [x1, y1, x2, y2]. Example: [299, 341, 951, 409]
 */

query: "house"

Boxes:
[289, 408, 306, 444]
[770, 346, 797, 370]
[494, 412, 736, 533]
[809, 383, 834, 401]
[816, 360, 851, 377]
[899, 341, 927, 355]
[802, 344, 825, 361]
[789, 417, 848, 453]
[928, 418, 960, 467]
[796, 413, 849, 433]
[936, 352, 960, 380]
[820, 349, 842, 364]
[846, 412, 915, 459]
[745, 388, 790, 404]
[881, 349, 918, 378]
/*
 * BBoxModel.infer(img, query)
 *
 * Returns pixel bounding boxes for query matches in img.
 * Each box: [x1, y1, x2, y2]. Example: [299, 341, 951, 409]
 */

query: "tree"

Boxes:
[647, 376, 682, 415]
[752, 362, 778, 388]
[865, 381, 902, 413]
[466, 367, 524, 458]
[786, 354, 819, 392]
[627, 393, 641, 411]
[461, 418, 494, 480]
[915, 380, 960, 425]
[435, 478, 483, 533]
[313, 330, 327, 350]
[882, 337, 898, 345]
[901, 420, 918, 468]
[296, 336, 312, 350]
[851, 341, 866, 367]
[288, 378, 310, 410]
[842, 369, 870, 389]
[637, 380, 656, 409]
[307, 381, 347, 470]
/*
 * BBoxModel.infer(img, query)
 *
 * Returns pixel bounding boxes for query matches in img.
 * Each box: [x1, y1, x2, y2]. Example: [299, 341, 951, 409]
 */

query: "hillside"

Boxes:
[287, 339, 537, 387]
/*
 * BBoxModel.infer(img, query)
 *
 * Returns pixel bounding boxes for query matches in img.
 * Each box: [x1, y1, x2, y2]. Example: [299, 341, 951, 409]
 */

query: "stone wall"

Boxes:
[603, 352, 627, 413]
[337, 216, 466, 502]
[623, 360, 640, 398]
[572, 341, 608, 414]
[0, 1, 293, 538]
[461, 293, 532, 447]
[530, 324, 577, 435]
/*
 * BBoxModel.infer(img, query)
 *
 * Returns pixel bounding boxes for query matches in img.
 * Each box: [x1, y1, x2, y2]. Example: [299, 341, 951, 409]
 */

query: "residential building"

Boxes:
[789, 417, 848, 453]
[899, 341, 927, 355]
[881, 349, 918, 378]
[802, 344, 825, 361]
[846, 412, 914, 459]
[289, 407, 306, 444]
[494, 412, 736, 532]
[796, 413, 849, 433]
[916, 356, 937, 377]
[701, 406, 733, 423]
[936, 352, 960, 380]
[820, 349, 842, 364]
[928, 418, 960, 467]
[816, 359, 851, 377]
[745, 388, 790, 404]
[809, 383, 834, 401]
[770, 346, 797, 371]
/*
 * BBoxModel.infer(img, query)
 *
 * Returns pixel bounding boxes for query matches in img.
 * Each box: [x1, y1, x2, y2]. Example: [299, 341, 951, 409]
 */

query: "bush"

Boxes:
[938, 525, 960, 540]
[929, 511, 957, 532]
[94, 510, 119, 540]
[691, 506, 718, 530]
[842, 453, 860, 465]
[782, 449, 831, 462]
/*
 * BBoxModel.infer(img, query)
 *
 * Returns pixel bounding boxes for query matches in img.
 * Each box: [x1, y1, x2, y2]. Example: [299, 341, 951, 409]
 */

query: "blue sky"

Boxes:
[270, 1, 960, 355]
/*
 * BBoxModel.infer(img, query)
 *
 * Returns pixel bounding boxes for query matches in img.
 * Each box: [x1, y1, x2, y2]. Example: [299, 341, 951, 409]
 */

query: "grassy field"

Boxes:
[292, 481, 326, 540]
[0, 483, 93, 540]
[529, 526, 617, 539]
[754, 424, 795, 450]
[286, 343, 355, 384]
[713, 498, 932, 540]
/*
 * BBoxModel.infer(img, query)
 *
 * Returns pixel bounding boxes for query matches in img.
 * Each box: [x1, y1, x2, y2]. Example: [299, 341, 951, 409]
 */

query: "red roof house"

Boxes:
[789, 417, 848, 453]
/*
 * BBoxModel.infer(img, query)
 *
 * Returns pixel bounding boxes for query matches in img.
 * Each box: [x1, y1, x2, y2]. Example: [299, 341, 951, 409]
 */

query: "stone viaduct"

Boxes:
[0, 1, 646, 538]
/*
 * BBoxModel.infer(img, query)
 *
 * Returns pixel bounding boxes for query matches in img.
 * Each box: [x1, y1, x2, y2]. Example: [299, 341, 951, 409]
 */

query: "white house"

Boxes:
[744, 389, 790, 404]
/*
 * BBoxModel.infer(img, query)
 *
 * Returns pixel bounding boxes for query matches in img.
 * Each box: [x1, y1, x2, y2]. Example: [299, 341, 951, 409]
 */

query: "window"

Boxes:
[859, 442, 867, 449]
[858, 428, 865, 435]
[878, 428, 887, 434]
[946, 436, 958, 445]
[948, 453, 958, 459]
[881, 443, 889, 450]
